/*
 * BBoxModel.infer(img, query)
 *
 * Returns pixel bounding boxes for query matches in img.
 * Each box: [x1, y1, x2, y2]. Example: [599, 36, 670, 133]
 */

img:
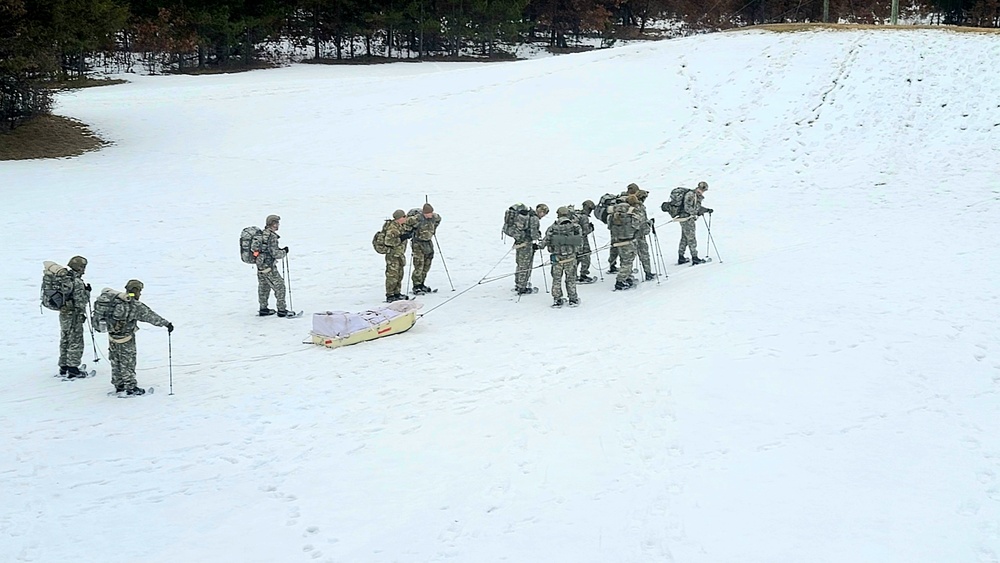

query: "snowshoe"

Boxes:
[677, 256, 689, 265]
[276, 309, 289, 317]
[126, 387, 146, 396]
[568, 297, 580, 307]
[259, 308, 276, 317]
[516, 287, 539, 295]
[614, 280, 631, 291]
[552, 298, 565, 308]
[691, 256, 706, 265]
[577, 275, 598, 284]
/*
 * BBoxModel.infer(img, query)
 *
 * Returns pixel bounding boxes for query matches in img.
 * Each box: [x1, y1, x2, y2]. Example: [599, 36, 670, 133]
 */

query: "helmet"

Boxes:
[696, 181, 708, 190]
[125, 279, 144, 295]
[536, 203, 549, 216]
[626, 183, 639, 194]
[67, 256, 87, 273]
[422, 203, 434, 213]
[582, 200, 595, 212]
[392, 209, 405, 220]
[556, 206, 570, 217]
[265, 214, 281, 227]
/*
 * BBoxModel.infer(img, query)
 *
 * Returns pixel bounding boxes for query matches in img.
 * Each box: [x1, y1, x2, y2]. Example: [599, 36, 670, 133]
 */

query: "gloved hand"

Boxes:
[532, 242, 541, 251]
[166, 322, 174, 333]
[282, 246, 290, 253]
[400, 232, 413, 241]
[704, 208, 714, 214]
[84, 283, 92, 291]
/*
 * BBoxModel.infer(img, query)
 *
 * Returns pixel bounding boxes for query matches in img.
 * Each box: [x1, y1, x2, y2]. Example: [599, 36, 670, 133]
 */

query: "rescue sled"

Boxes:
[310, 301, 420, 349]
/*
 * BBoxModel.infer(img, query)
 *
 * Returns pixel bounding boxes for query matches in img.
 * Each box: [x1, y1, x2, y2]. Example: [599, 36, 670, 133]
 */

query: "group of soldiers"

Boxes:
[509, 181, 714, 307]
[50, 256, 172, 396]
[379, 203, 442, 302]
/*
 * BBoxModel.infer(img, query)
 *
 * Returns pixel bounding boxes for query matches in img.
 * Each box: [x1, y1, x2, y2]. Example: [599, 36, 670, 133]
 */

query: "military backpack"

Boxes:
[372, 220, 392, 255]
[661, 187, 692, 218]
[594, 193, 621, 225]
[92, 288, 132, 334]
[502, 203, 532, 238]
[40, 261, 74, 311]
[239, 226, 263, 264]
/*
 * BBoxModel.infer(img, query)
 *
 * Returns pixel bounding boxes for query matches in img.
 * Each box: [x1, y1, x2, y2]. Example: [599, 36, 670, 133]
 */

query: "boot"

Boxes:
[607, 264, 618, 273]
[552, 297, 565, 307]
[59, 366, 68, 376]
[125, 387, 146, 396]
[394, 293, 410, 301]
[276, 309, 289, 317]
[516, 287, 535, 295]
[386, 294, 398, 303]
[568, 297, 580, 306]
[614, 280, 629, 290]
[412, 285, 425, 295]
[259, 308, 276, 316]
[114, 384, 125, 393]
[677, 255, 689, 265]
[65, 366, 85, 379]
[644, 272, 657, 281]
[421, 284, 433, 293]
[691, 256, 705, 265]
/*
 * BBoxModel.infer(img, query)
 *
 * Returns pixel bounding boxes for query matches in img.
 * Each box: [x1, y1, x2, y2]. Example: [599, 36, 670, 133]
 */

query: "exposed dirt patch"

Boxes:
[0, 115, 107, 161]
[168, 62, 277, 75]
[745, 23, 1000, 34]
[41, 78, 128, 91]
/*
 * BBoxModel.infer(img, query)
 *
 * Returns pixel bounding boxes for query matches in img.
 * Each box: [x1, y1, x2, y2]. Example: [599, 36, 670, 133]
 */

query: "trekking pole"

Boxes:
[647, 231, 661, 285]
[590, 232, 604, 281]
[86, 302, 100, 363]
[702, 214, 723, 263]
[405, 254, 413, 295]
[167, 331, 174, 396]
[283, 256, 295, 311]
[538, 248, 549, 293]
[433, 235, 456, 291]
[651, 222, 668, 280]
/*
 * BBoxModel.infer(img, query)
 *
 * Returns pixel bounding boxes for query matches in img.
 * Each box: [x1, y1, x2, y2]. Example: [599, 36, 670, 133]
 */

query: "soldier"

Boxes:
[573, 201, 597, 283]
[384, 209, 414, 302]
[541, 207, 584, 307]
[633, 188, 656, 281]
[607, 183, 639, 273]
[609, 195, 643, 290]
[256, 214, 289, 316]
[678, 181, 714, 265]
[514, 204, 548, 295]
[107, 280, 172, 396]
[410, 203, 441, 295]
[59, 256, 92, 378]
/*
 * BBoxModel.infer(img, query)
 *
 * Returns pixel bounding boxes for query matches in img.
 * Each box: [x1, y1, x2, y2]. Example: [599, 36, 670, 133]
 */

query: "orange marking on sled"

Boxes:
[377, 327, 392, 335]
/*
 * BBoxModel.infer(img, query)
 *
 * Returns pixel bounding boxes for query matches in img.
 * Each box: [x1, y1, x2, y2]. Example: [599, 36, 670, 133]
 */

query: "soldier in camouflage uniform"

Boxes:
[514, 204, 548, 295]
[607, 183, 639, 273]
[410, 203, 442, 295]
[385, 209, 414, 302]
[678, 181, 713, 265]
[59, 256, 92, 378]
[633, 189, 656, 281]
[256, 214, 289, 316]
[541, 207, 584, 306]
[609, 195, 643, 290]
[107, 279, 172, 395]
[573, 200, 597, 283]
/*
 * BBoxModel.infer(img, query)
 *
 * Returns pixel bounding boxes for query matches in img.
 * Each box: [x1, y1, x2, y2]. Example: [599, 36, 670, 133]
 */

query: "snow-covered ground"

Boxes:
[3, 28, 999, 562]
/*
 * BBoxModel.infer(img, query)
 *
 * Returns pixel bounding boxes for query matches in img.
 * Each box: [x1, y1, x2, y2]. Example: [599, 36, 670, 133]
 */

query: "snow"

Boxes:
[3, 28, 1000, 562]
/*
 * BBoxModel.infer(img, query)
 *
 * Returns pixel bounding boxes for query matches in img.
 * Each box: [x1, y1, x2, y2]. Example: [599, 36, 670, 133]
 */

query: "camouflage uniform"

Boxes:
[513, 213, 542, 291]
[384, 219, 410, 296]
[634, 202, 653, 276]
[256, 228, 288, 311]
[541, 214, 583, 302]
[410, 212, 441, 288]
[107, 298, 169, 392]
[58, 270, 90, 369]
[609, 202, 641, 286]
[678, 190, 708, 258]
[572, 209, 594, 279]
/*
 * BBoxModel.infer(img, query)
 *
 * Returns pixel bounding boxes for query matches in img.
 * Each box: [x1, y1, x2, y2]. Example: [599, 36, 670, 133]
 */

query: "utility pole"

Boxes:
[890, 0, 899, 24]
[823, 0, 829, 22]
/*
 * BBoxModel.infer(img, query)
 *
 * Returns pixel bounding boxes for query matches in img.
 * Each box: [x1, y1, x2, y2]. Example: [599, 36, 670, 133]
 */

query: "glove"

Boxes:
[166, 322, 174, 333]
[282, 246, 290, 253]
[84, 283, 92, 291]
[704, 208, 714, 214]
[400, 232, 413, 241]
[532, 243, 541, 251]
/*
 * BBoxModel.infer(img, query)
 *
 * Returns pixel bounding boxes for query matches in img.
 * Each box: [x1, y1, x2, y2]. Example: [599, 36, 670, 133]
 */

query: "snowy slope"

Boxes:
[2, 28, 999, 562]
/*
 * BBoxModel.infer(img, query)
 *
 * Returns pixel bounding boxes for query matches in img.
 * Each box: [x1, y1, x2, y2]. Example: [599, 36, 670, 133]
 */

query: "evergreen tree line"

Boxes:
[3, 0, 998, 80]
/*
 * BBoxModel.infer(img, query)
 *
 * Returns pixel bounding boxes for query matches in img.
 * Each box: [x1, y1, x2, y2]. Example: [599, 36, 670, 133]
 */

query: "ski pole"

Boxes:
[651, 221, 668, 280]
[86, 302, 100, 363]
[283, 256, 295, 311]
[590, 232, 604, 281]
[702, 214, 723, 263]
[538, 248, 549, 293]
[433, 235, 455, 291]
[405, 252, 413, 295]
[168, 330, 174, 396]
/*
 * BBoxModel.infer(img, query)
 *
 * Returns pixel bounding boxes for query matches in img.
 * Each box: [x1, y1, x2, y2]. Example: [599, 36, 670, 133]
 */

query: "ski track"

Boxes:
[3, 28, 1000, 563]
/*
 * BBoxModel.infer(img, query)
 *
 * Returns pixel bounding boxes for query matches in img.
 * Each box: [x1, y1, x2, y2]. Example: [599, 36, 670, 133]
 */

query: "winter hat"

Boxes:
[67, 256, 87, 273]
[392, 209, 406, 220]
[422, 203, 434, 213]
[536, 203, 549, 216]
[556, 206, 570, 217]
[265, 214, 281, 227]
[696, 181, 708, 190]
[125, 279, 144, 295]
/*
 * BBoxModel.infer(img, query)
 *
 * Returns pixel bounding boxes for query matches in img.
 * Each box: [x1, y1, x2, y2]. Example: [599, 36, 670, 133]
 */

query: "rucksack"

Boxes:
[661, 187, 692, 218]
[372, 220, 392, 254]
[609, 203, 638, 240]
[594, 193, 621, 225]
[503, 203, 531, 238]
[92, 288, 131, 333]
[547, 220, 583, 255]
[240, 226, 262, 264]
[40, 261, 74, 311]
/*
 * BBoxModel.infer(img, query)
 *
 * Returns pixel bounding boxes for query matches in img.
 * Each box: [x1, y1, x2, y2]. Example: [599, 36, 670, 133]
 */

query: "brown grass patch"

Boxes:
[743, 22, 1000, 34]
[168, 61, 277, 75]
[0, 115, 107, 161]
[41, 77, 128, 91]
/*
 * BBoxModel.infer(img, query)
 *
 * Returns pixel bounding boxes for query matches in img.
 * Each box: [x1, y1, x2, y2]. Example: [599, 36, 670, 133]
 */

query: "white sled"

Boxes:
[310, 301, 421, 349]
